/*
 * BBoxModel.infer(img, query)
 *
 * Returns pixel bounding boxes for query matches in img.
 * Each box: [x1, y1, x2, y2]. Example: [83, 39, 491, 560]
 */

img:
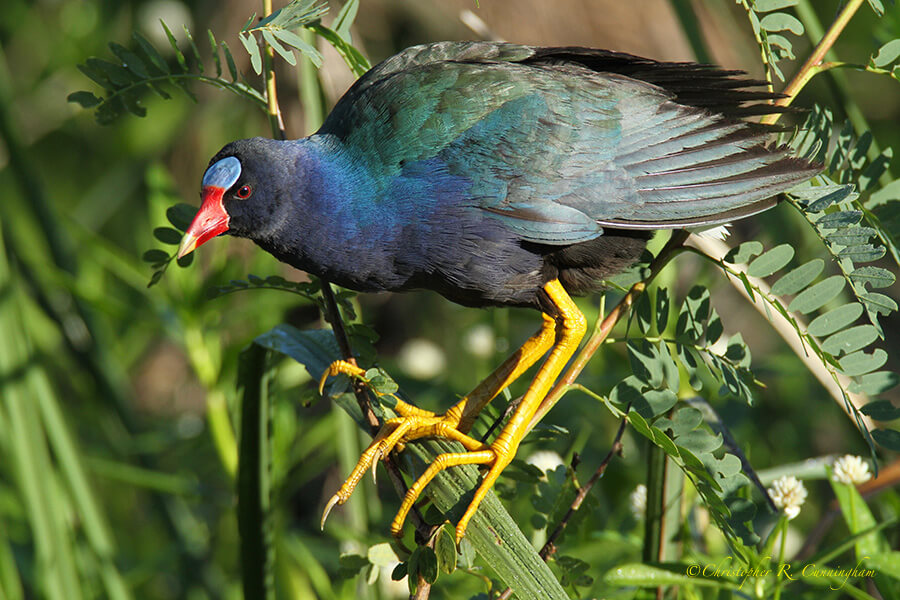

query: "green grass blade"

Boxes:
[237, 344, 274, 600]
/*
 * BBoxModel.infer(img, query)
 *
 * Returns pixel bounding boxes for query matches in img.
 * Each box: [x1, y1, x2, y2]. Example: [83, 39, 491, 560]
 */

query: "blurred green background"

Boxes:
[1, 0, 898, 598]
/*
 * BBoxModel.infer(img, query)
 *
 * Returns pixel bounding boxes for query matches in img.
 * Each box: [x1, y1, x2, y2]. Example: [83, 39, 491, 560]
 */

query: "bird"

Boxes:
[176, 41, 820, 541]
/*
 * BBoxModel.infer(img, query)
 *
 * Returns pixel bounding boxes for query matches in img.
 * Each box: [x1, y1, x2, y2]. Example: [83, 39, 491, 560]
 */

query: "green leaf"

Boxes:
[839, 244, 885, 263]
[860, 399, 900, 421]
[67, 91, 101, 108]
[851, 266, 895, 290]
[262, 29, 296, 65]
[678, 429, 723, 455]
[827, 226, 877, 247]
[409, 546, 438, 586]
[808, 303, 863, 337]
[208, 30, 222, 76]
[160, 20, 187, 71]
[771, 259, 824, 296]
[333, 0, 360, 42]
[754, 0, 799, 11]
[655, 287, 670, 333]
[706, 309, 723, 345]
[109, 42, 150, 78]
[142, 249, 169, 263]
[222, 42, 239, 81]
[872, 428, 900, 451]
[148, 269, 165, 287]
[167, 203, 198, 232]
[253, 0, 329, 30]
[821, 325, 879, 356]
[628, 411, 653, 440]
[132, 31, 170, 74]
[838, 349, 888, 377]
[240, 32, 263, 75]
[642, 390, 678, 419]
[787, 275, 845, 314]
[861, 292, 898, 316]
[866, 0, 885, 17]
[88, 57, 135, 86]
[627, 340, 664, 388]
[816, 210, 862, 229]
[434, 524, 458, 574]
[153, 227, 183, 245]
[367, 543, 398, 567]
[799, 184, 853, 212]
[307, 23, 370, 77]
[271, 28, 322, 67]
[747, 243, 794, 278]
[850, 371, 899, 395]
[724, 240, 763, 264]
[182, 25, 203, 72]
[759, 12, 803, 34]
[635, 292, 652, 335]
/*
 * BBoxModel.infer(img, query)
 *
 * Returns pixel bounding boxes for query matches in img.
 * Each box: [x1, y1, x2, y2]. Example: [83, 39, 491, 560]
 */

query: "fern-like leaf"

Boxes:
[69, 22, 265, 125]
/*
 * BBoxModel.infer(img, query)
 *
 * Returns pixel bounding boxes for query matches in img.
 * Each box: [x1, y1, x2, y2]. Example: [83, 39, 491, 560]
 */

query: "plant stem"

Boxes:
[762, 0, 865, 122]
[262, 0, 286, 139]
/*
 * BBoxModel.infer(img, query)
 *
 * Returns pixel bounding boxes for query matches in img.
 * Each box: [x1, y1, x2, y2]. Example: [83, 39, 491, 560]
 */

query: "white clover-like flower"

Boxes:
[832, 455, 872, 486]
[462, 324, 495, 358]
[526, 450, 564, 475]
[630, 484, 647, 520]
[768, 475, 807, 520]
[397, 338, 446, 380]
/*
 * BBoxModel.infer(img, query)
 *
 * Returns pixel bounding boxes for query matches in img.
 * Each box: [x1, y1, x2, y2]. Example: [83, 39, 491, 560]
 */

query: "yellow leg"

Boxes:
[388, 279, 586, 540]
[319, 281, 583, 540]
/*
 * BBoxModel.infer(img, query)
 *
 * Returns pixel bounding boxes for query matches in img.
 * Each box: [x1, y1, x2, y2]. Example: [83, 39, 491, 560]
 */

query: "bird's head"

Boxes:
[177, 138, 287, 259]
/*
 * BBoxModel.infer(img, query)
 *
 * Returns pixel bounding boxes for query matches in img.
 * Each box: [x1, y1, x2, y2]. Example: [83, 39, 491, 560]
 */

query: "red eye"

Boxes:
[236, 184, 252, 199]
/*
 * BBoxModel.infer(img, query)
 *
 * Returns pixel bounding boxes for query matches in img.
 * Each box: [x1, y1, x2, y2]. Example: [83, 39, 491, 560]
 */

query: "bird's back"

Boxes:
[293, 42, 820, 307]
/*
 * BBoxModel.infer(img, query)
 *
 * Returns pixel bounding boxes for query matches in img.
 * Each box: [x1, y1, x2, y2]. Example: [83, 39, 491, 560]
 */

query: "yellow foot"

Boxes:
[318, 359, 366, 395]
[320, 407, 490, 533]
[319, 278, 585, 542]
[390, 445, 513, 541]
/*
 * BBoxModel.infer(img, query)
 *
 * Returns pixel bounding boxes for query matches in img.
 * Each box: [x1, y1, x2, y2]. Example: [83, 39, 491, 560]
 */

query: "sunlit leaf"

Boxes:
[821, 325, 879, 356]
[747, 243, 794, 278]
[851, 266, 895, 290]
[851, 371, 898, 396]
[788, 275, 845, 314]
[808, 303, 863, 337]
[838, 349, 888, 377]
[723, 241, 763, 264]
[759, 13, 803, 35]
[771, 259, 824, 296]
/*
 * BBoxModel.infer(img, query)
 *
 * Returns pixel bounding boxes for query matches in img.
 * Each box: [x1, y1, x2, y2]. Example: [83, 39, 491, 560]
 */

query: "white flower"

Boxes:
[630, 484, 647, 520]
[768, 475, 807, 520]
[832, 455, 872, 486]
[526, 450, 564, 475]
[397, 338, 446, 380]
[462, 324, 495, 358]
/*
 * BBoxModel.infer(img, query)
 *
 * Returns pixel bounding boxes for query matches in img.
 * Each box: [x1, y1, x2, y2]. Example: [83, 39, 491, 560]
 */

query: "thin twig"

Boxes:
[541, 415, 628, 560]
[761, 0, 865, 122]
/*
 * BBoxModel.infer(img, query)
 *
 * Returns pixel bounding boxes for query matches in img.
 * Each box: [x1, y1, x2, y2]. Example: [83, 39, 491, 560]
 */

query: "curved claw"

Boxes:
[321, 494, 341, 530]
[371, 449, 380, 484]
[318, 360, 367, 395]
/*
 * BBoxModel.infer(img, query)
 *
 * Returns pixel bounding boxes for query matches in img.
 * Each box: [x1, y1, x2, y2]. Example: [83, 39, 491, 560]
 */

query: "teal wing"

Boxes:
[318, 42, 820, 245]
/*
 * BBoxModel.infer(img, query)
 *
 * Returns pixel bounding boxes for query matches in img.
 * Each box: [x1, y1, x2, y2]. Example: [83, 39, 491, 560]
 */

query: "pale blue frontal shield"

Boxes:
[202, 156, 242, 189]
